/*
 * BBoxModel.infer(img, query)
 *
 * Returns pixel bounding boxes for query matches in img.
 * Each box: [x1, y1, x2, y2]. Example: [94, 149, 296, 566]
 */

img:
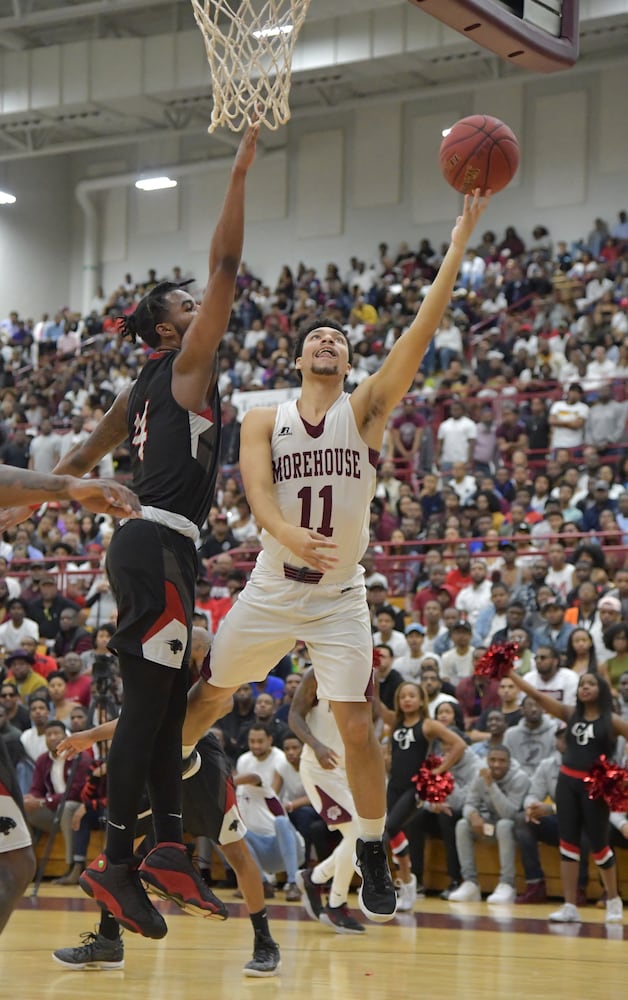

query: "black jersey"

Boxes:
[389, 718, 430, 791]
[127, 350, 221, 531]
[563, 713, 615, 772]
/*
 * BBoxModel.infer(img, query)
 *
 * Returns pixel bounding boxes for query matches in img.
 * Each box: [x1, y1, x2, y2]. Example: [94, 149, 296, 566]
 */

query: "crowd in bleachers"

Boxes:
[3, 207, 628, 905]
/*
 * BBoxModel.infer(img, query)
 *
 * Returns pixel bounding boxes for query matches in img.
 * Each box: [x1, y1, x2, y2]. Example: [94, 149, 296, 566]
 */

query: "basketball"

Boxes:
[439, 115, 520, 195]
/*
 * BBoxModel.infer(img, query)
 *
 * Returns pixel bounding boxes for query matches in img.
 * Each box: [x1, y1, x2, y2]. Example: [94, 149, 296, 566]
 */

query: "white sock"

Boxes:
[357, 816, 385, 841]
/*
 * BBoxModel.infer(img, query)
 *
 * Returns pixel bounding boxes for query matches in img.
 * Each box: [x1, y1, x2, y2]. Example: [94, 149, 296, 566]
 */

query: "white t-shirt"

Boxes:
[549, 400, 589, 449]
[545, 565, 574, 601]
[373, 629, 410, 659]
[236, 747, 287, 836]
[274, 757, 307, 804]
[437, 416, 477, 464]
[440, 647, 475, 685]
[524, 667, 579, 707]
[455, 581, 493, 626]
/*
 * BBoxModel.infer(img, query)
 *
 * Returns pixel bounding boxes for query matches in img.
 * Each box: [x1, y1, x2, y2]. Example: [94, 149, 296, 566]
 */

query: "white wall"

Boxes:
[0, 157, 71, 319]
[3, 54, 628, 318]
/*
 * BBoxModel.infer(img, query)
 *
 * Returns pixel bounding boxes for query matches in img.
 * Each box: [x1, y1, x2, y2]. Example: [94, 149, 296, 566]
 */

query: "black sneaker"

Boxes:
[354, 838, 397, 923]
[79, 854, 167, 939]
[320, 903, 365, 935]
[295, 868, 325, 921]
[52, 931, 124, 970]
[243, 935, 281, 978]
[139, 842, 228, 920]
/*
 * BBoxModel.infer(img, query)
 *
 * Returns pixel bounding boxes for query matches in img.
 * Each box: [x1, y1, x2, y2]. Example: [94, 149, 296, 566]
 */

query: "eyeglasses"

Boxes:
[0, 691, 17, 698]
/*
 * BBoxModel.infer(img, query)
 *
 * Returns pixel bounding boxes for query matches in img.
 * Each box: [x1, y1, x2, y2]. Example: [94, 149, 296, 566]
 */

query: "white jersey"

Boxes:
[301, 696, 345, 768]
[258, 394, 377, 583]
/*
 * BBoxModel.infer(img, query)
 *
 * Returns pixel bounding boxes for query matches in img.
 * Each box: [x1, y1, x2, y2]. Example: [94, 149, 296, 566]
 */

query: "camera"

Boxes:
[92, 653, 115, 697]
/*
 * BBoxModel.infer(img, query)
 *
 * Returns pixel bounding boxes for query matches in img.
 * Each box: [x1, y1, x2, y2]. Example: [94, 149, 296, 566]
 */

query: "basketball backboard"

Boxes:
[408, 0, 579, 73]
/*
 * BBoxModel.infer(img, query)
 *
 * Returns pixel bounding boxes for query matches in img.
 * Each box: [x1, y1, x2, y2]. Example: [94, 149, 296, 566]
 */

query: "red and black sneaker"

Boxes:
[295, 868, 325, 922]
[138, 842, 228, 920]
[79, 854, 168, 939]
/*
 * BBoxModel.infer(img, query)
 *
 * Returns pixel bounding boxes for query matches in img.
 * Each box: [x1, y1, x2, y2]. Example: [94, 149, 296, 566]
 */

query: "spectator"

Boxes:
[524, 643, 579, 706]
[373, 644, 404, 712]
[455, 672, 500, 732]
[532, 596, 575, 655]
[504, 696, 557, 776]
[253, 693, 290, 749]
[600, 623, 628, 694]
[584, 383, 627, 455]
[22, 720, 92, 879]
[52, 608, 93, 659]
[272, 732, 328, 864]
[394, 623, 427, 684]
[28, 417, 62, 473]
[0, 598, 39, 651]
[420, 661, 458, 718]
[548, 383, 589, 453]
[412, 564, 454, 624]
[472, 582, 511, 649]
[5, 649, 48, 704]
[0, 680, 30, 733]
[495, 402, 528, 465]
[563, 627, 599, 681]
[440, 620, 475, 686]
[27, 574, 80, 644]
[472, 403, 498, 475]
[421, 599, 449, 653]
[234, 723, 304, 902]
[445, 544, 473, 598]
[372, 607, 409, 660]
[436, 398, 477, 472]
[389, 395, 425, 481]
[449, 745, 529, 903]
[470, 709, 508, 760]
[59, 652, 92, 707]
[455, 560, 492, 627]
[216, 683, 257, 764]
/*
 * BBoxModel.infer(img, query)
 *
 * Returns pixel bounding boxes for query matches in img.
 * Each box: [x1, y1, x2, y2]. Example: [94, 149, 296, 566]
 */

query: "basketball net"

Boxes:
[190, 0, 312, 132]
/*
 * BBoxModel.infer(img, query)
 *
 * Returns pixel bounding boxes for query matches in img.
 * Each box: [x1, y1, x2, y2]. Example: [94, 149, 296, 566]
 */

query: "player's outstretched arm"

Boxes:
[0, 464, 139, 532]
[58, 720, 118, 759]
[240, 408, 337, 572]
[172, 124, 259, 413]
[354, 190, 490, 428]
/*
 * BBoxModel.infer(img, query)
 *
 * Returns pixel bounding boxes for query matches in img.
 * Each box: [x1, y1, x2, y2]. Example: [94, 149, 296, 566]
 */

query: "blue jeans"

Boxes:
[244, 815, 303, 882]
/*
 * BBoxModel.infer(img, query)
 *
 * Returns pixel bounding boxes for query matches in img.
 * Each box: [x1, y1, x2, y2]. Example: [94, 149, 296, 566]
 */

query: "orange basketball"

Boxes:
[439, 115, 520, 195]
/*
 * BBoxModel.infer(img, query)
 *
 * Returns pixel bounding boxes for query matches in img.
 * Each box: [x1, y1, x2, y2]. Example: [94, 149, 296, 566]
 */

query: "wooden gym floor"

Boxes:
[2, 887, 626, 999]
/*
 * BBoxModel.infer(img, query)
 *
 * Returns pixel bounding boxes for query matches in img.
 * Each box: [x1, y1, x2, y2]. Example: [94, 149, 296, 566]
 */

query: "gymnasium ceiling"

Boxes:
[0, 0, 626, 161]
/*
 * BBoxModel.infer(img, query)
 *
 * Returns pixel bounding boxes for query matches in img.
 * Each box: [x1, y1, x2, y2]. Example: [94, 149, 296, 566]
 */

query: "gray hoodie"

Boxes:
[503, 715, 556, 777]
[523, 749, 561, 810]
[463, 758, 530, 823]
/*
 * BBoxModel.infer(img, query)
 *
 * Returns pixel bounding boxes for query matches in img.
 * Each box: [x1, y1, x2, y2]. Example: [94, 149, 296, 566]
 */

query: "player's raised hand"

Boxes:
[58, 731, 95, 760]
[233, 121, 260, 175]
[451, 188, 491, 249]
[280, 525, 338, 572]
[67, 477, 141, 517]
[0, 505, 32, 533]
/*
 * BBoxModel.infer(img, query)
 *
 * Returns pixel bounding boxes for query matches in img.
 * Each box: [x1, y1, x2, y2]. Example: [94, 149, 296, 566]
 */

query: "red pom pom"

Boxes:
[412, 755, 454, 804]
[584, 755, 628, 811]
[372, 647, 382, 670]
[474, 641, 519, 680]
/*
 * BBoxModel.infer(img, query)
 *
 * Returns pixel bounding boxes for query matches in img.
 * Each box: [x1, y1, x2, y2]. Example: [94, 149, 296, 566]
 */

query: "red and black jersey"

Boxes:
[127, 351, 221, 531]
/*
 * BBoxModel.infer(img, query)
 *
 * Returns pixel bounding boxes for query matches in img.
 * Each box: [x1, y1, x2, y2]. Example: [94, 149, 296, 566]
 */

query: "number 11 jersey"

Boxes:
[260, 394, 378, 582]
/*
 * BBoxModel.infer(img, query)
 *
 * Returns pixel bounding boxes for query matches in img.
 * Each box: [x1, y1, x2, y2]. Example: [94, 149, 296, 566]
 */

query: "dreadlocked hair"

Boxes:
[118, 281, 182, 348]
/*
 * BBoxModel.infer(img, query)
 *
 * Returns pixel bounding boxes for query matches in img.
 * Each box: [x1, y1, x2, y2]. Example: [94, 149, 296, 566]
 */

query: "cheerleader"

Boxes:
[509, 668, 628, 923]
[385, 681, 465, 910]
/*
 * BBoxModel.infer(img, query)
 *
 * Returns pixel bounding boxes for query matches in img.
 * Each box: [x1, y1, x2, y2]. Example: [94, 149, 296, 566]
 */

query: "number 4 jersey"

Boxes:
[259, 394, 378, 581]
